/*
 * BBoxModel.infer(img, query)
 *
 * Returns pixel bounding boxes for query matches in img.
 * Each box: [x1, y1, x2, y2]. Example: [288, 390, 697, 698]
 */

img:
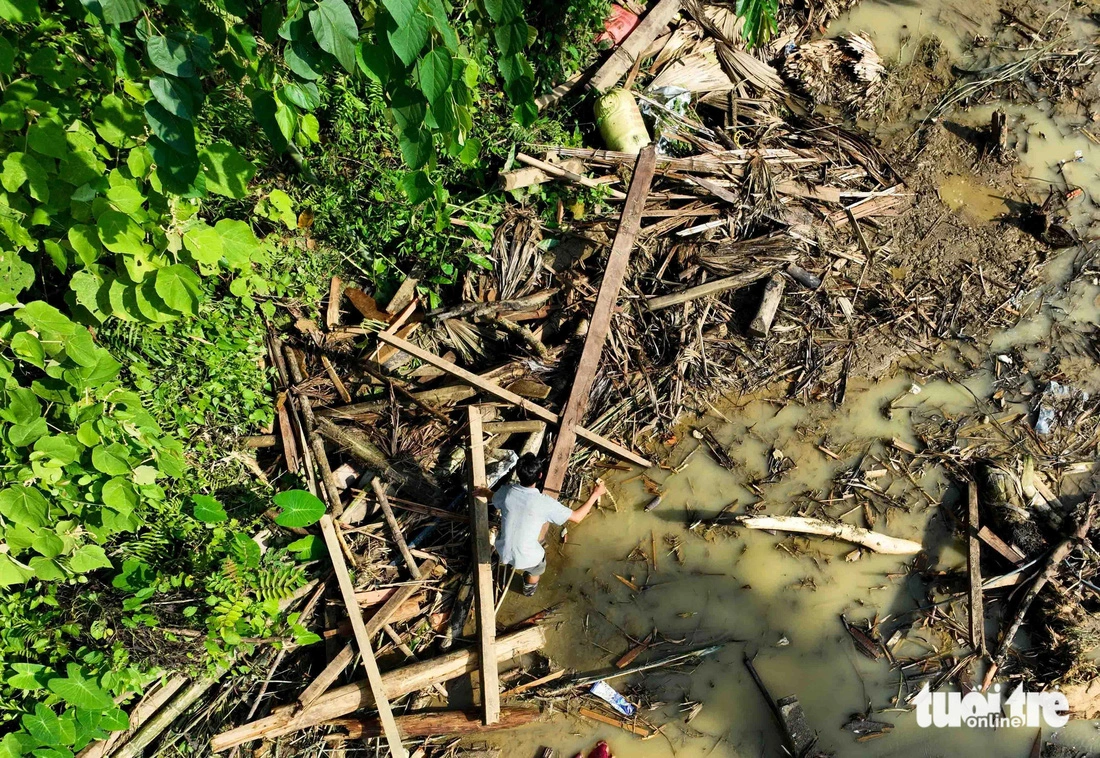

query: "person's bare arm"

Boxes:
[567, 481, 607, 524]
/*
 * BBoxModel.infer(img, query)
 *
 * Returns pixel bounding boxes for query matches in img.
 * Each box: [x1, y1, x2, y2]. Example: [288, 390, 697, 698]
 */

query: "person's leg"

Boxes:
[522, 557, 546, 595]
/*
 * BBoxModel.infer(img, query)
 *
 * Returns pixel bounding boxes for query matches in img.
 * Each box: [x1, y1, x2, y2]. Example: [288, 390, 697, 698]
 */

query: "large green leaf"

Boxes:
[2, 151, 49, 202]
[416, 47, 452, 103]
[272, 489, 325, 527]
[149, 76, 196, 120]
[309, 0, 358, 72]
[734, 0, 778, 48]
[483, 0, 521, 23]
[494, 18, 527, 57]
[215, 219, 262, 268]
[154, 265, 203, 314]
[0, 485, 48, 527]
[199, 141, 255, 199]
[285, 40, 325, 80]
[381, 0, 417, 25]
[91, 443, 130, 475]
[21, 704, 74, 747]
[99, 0, 144, 24]
[48, 668, 115, 710]
[147, 34, 194, 77]
[16, 301, 75, 337]
[0, 251, 33, 306]
[183, 223, 224, 266]
[398, 128, 432, 169]
[93, 94, 144, 148]
[0, 0, 40, 23]
[27, 117, 68, 159]
[144, 100, 196, 155]
[388, 11, 430, 66]
[0, 554, 34, 586]
[68, 544, 113, 573]
[97, 210, 145, 254]
[192, 494, 227, 523]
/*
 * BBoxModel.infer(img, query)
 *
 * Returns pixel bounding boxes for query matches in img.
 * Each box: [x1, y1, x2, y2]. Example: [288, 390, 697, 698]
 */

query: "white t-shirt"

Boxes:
[492, 484, 573, 570]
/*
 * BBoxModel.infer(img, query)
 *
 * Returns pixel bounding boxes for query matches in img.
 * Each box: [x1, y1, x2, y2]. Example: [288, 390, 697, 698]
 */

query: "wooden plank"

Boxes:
[467, 406, 500, 725]
[375, 332, 653, 469]
[587, 0, 683, 94]
[326, 276, 344, 329]
[977, 526, 1026, 565]
[298, 560, 437, 710]
[542, 146, 657, 498]
[318, 516, 408, 758]
[211, 626, 546, 751]
[967, 482, 985, 655]
[323, 707, 539, 740]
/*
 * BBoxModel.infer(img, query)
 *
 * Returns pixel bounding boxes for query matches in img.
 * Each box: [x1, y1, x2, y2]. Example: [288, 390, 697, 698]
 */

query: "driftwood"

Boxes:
[990, 498, 1099, 672]
[514, 153, 627, 200]
[646, 268, 778, 311]
[736, 515, 923, 554]
[297, 559, 438, 710]
[211, 626, 547, 751]
[748, 275, 784, 337]
[467, 406, 500, 725]
[587, 0, 683, 93]
[967, 481, 986, 654]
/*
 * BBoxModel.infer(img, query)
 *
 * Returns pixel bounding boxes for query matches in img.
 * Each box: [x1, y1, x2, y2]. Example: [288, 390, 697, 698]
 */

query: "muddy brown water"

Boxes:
[476, 3, 1100, 756]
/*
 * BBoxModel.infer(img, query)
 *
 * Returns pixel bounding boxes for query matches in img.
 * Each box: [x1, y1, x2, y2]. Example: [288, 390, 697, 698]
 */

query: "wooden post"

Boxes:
[318, 516, 408, 758]
[541, 145, 657, 498]
[467, 406, 500, 725]
[967, 481, 985, 654]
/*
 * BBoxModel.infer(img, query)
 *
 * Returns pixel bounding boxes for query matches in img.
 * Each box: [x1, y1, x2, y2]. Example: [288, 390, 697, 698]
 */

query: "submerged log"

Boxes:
[736, 515, 922, 554]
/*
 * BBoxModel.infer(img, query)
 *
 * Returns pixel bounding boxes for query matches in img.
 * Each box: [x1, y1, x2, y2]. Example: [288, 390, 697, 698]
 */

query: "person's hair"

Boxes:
[516, 453, 544, 487]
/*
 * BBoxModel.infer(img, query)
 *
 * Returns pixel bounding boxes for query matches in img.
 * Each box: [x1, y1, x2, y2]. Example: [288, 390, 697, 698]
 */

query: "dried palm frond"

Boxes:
[492, 211, 543, 300]
[781, 33, 885, 116]
[651, 20, 704, 72]
[693, 234, 799, 276]
[649, 38, 735, 94]
[741, 152, 782, 227]
[717, 44, 788, 95]
[441, 318, 485, 362]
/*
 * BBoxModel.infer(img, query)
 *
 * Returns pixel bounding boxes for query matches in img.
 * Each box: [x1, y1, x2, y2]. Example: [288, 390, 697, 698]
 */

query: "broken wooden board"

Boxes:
[587, 0, 683, 93]
[543, 145, 657, 498]
[967, 481, 986, 654]
[318, 516, 407, 758]
[467, 406, 500, 725]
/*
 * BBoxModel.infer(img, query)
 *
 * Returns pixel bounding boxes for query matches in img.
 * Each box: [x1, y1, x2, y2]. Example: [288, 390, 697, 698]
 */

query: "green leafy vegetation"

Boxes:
[0, 0, 615, 748]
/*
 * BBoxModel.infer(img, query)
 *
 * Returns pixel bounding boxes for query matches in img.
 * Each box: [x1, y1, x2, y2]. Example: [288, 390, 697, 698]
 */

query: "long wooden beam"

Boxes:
[210, 626, 546, 751]
[319, 516, 408, 758]
[466, 406, 500, 724]
[967, 482, 985, 655]
[374, 332, 653, 469]
[542, 146, 656, 497]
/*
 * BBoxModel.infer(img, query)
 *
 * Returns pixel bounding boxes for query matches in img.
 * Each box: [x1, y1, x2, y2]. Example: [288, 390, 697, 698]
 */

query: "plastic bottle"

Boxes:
[595, 89, 651, 155]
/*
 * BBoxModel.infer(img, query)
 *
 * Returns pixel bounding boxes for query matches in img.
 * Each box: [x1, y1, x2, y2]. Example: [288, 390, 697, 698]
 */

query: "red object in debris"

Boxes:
[589, 741, 613, 758]
[596, 5, 639, 48]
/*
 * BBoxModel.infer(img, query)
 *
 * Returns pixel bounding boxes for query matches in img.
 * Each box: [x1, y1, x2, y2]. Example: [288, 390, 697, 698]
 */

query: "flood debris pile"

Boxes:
[78, 0, 1100, 755]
